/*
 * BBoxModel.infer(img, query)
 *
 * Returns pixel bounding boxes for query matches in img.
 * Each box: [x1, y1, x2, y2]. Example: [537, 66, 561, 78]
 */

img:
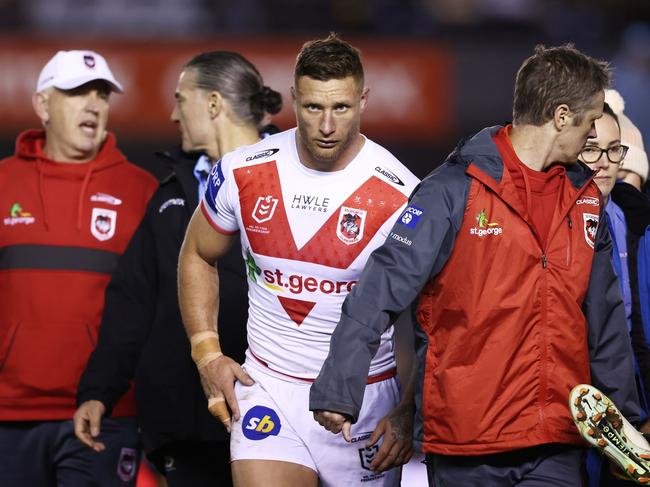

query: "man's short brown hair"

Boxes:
[513, 44, 610, 126]
[294, 33, 364, 87]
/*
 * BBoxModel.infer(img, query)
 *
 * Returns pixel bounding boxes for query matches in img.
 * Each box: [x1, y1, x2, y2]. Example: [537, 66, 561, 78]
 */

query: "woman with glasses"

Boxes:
[580, 95, 650, 486]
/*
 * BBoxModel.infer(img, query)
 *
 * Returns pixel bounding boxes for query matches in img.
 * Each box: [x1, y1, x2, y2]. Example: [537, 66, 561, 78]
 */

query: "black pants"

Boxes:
[0, 417, 140, 487]
[426, 444, 586, 487]
[148, 440, 232, 487]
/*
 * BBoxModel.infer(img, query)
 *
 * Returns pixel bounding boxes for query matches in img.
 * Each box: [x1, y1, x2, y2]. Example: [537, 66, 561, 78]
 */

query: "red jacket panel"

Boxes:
[416, 163, 599, 454]
[0, 130, 158, 421]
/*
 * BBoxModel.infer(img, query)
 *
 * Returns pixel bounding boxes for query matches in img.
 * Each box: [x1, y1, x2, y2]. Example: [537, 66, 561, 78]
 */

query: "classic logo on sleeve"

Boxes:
[337, 206, 366, 245]
[398, 205, 423, 229]
[374, 166, 405, 186]
[583, 213, 599, 248]
[245, 148, 279, 162]
[91, 208, 117, 241]
[242, 405, 282, 440]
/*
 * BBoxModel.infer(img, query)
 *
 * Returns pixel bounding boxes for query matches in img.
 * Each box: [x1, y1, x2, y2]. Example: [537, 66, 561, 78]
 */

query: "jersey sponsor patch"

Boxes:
[397, 205, 423, 229]
[242, 405, 282, 440]
[91, 208, 117, 241]
[337, 206, 366, 245]
[205, 161, 225, 214]
[469, 209, 502, 237]
[583, 213, 599, 249]
[116, 447, 137, 482]
[4, 202, 35, 226]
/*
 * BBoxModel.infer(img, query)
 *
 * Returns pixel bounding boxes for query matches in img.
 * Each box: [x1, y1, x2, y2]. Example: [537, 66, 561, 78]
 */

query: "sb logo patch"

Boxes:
[242, 405, 282, 441]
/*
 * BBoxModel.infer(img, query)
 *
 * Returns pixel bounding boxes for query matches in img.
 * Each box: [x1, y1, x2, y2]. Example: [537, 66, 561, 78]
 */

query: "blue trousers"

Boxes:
[426, 443, 586, 487]
[0, 417, 140, 487]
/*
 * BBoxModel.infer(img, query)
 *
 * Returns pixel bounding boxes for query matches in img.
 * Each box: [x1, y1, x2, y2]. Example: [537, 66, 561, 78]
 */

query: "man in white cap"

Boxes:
[0, 50, 158, 486]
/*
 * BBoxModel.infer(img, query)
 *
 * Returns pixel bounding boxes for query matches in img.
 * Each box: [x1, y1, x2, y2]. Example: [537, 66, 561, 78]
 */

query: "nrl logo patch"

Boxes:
[91, 208, 117, 241]
[583, 213, 599, 249]
[359, 444, 379, 470]
[252, 195, 279, 224]
[337, 206, 366, 245]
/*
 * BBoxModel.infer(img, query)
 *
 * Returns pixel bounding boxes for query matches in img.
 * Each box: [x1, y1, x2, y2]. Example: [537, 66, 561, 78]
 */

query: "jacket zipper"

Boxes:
[539, 250, 548, 431]
[566, 216, 573, 266]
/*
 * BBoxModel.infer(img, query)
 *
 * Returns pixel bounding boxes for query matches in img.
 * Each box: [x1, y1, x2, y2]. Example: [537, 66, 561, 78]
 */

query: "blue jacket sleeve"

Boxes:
[584, 205, 642, 423]
[309, 160, 470, 421]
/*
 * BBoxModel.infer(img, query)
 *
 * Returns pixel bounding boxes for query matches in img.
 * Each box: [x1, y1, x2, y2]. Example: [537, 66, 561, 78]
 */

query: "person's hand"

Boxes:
[313, 410, 353, 441]
[365, 401, 414, 472]
[198, 354, 254, 432]
[73, 400, 107, 452]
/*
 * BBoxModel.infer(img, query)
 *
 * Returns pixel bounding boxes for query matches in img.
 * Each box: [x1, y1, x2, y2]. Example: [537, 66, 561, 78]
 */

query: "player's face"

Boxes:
[293, 75, 368, 171]
[171, 69, 213, 153]
[579, 112, 621, 198]
[41, 81, 111, 162]
[556, 91, 605, 164]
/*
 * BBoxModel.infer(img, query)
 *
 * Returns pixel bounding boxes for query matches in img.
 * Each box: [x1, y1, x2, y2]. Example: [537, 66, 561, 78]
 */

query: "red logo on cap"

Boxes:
[83, 55, 96, 69]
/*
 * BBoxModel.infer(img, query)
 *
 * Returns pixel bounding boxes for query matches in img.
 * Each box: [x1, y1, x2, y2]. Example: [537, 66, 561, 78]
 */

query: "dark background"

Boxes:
[1, 0, 648, 179]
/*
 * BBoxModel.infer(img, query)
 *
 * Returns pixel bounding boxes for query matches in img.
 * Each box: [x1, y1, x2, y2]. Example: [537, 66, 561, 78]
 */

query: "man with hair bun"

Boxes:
[311, 44, 642, 485]
[74, 51, 281, 486]
[179, 34, 419, 486]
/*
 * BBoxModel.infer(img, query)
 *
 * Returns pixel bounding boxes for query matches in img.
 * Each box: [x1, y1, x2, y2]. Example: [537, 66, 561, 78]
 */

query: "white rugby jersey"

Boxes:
[202, 128, 418, 379]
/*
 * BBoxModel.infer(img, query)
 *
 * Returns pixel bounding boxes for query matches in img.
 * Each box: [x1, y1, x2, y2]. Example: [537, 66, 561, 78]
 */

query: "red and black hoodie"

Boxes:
[0, 129, 157, 421]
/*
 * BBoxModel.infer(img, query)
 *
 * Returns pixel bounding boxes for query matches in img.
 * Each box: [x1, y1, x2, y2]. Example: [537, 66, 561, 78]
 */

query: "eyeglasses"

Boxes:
[580, 144, 629, 164]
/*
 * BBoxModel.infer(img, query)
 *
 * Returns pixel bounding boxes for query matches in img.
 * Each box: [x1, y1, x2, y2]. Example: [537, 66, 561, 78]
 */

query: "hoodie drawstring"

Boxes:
[77, 161, 95, 232]
[36, 159, 50, 232]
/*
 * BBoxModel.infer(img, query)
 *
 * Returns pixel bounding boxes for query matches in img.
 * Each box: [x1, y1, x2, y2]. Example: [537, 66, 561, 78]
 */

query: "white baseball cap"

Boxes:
[36, 50, 123, 93]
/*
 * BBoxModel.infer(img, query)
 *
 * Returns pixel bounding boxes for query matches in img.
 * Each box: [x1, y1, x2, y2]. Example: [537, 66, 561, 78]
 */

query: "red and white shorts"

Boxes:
[230, 359, 401, 486]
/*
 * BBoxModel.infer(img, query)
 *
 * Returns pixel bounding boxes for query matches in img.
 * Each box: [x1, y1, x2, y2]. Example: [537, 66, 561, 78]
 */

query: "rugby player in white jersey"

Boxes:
[178, 34, 419, 487]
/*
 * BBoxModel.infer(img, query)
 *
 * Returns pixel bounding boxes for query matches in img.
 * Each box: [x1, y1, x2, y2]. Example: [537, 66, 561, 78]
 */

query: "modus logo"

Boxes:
[469, 209, 502, 237]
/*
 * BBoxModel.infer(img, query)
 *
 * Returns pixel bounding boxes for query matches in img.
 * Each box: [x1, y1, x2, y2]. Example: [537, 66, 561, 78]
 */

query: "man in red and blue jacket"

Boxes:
[311, 44, 641, 486]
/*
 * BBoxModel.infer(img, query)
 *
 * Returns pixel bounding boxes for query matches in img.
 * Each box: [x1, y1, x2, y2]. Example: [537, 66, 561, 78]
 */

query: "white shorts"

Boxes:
[230, 359, 401, 486]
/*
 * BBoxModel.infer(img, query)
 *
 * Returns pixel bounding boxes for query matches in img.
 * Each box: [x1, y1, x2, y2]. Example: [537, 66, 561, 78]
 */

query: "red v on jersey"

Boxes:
[277, 297, 316, 326]
[234, 160, 405, 269]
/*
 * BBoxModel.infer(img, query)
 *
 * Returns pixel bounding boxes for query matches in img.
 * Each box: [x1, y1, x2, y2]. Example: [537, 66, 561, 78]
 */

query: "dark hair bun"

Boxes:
[260, 86, 283, 115]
